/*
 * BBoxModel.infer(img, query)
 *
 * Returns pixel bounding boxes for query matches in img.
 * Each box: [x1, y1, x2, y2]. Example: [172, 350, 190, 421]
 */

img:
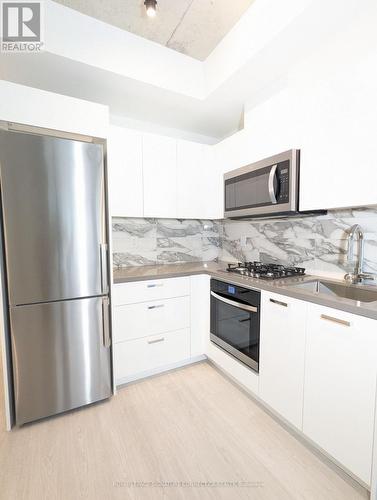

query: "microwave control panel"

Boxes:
[277, 160, 290, 204]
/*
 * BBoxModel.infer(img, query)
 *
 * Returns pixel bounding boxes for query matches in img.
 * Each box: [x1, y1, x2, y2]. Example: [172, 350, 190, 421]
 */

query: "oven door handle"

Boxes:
[268, 164, 278, 204]
[211, 291, 258, 313]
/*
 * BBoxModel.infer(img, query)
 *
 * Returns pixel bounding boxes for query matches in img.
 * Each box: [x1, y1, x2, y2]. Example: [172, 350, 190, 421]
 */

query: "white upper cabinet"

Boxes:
[303, 303, 377, 486]
[143, 133, 177, 218]
[177, 140, 222, 220]
[107, 126, 143, 217]
[176, 140, 205, 219]
[259, 292, 307, 430]
[299, 52, 377, 211]
[107, 126, 222, 220]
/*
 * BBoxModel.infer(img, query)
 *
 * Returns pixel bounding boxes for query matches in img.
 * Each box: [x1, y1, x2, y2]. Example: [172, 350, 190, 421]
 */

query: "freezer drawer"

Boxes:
[10, 297, 112, 425]
[0, 131, 107, 305]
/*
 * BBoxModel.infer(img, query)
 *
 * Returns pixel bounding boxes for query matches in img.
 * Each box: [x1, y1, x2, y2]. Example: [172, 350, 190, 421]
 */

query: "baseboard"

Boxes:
[116, 354, 207, 387]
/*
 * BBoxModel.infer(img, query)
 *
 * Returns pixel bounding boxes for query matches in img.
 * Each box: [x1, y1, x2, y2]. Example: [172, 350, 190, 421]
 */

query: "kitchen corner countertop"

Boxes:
[113, 261, 377, 321]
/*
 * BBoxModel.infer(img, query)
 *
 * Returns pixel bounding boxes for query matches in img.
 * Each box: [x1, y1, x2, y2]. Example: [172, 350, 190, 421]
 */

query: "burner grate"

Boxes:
[226, 261, 305, 279]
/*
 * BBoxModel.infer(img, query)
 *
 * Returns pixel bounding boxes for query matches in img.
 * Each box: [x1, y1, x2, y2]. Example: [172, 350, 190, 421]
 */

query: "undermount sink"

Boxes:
[289, 279, 377, 303]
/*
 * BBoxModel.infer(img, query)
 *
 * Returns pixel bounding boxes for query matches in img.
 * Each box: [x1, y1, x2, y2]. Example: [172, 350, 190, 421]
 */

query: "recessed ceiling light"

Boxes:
[144, 0, 157, 18]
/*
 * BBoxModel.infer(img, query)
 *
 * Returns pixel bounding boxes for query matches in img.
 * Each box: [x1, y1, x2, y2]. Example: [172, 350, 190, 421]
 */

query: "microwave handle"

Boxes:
[268, 164, 278, 204]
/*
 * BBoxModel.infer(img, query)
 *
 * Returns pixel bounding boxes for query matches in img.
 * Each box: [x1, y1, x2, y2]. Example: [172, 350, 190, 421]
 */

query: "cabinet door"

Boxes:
[107, 126, 143, 217]
[190, 275, 210, 357]
[176, 140, 203, 219]
[143, 133, 177, 218]
[303, 304, 377, 485]
[259, 292, 307, 429]
[177, 140, 222, 219]
[299, 53, 377, 211]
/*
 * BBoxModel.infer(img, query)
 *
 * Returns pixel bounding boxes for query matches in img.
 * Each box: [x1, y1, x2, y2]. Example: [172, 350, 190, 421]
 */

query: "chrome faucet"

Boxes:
[344, 224, 375, 284]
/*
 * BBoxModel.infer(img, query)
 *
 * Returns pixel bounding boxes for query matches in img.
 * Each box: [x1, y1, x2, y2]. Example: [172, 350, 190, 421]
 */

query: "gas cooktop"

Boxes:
[226, 262, 305, 280]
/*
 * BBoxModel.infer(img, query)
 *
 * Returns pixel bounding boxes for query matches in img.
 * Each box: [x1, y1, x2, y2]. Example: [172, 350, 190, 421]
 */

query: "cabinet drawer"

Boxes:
[113, 277, 190, 305]
[114, 328, 190, 381]
[114, 296, 190, 342]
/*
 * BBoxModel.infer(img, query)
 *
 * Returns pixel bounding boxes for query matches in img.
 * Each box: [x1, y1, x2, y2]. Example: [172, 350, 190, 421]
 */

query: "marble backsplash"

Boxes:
[112, 207, 377, 279]
[221, 207, 377, 279]
[112, 218, 221, 268]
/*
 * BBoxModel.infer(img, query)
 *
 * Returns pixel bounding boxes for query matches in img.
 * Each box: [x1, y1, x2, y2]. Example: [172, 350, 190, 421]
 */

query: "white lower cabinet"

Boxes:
[190, 275, 210, 358]
[113, 276, 207, 385]
[259, 292, 307, 430]
[303, 303, 377, 486]
[115, 329, 190, 381]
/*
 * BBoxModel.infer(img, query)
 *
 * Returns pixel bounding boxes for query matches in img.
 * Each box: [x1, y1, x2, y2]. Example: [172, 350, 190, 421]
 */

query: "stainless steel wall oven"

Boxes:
[210, 279, 260, 372]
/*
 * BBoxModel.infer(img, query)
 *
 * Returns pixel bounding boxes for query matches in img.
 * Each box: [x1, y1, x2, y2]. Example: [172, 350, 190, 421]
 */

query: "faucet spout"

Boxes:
[345, 224, 364, 283]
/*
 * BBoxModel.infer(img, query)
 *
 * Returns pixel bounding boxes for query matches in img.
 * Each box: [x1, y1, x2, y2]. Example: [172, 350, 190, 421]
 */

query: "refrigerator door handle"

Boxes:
[102, 297, 111, 348]
[100, 243, 109, 294]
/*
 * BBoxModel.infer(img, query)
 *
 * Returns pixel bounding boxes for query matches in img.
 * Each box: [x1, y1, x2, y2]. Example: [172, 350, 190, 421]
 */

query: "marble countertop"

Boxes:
[113, 261, 377, 320]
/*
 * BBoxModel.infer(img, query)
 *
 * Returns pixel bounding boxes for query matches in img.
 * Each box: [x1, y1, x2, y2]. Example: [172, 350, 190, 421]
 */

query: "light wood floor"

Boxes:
[0, 361, 369, 500]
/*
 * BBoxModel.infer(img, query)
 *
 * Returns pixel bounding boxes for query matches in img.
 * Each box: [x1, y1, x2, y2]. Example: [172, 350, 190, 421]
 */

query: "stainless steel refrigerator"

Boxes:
[0, 129, 113, 425]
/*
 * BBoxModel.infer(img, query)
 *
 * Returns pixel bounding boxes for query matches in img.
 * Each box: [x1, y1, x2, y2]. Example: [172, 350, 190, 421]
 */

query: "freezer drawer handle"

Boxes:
[147, 283, 163, 288]
[147, 304, 164, 310]
[320, 314, 350, 327]
[269, 298, 288, 307]
[147, 337, 165, 345]
[102, 297, 111, 348]
[100, 243, 109, 294]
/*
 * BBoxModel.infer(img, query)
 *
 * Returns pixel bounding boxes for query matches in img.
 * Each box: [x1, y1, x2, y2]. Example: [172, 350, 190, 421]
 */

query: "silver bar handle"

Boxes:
[211, 291, 258, 313]
[270, 298, 288, 307]
[268, 164, 278, 204]
[147, 304, 164, 310]
[100, 243, 109, 294]
[148, 337, 165, 345]
[147, 283, 163, 288]
[320, 314, 351, 327]
[102, 297, 111, 348]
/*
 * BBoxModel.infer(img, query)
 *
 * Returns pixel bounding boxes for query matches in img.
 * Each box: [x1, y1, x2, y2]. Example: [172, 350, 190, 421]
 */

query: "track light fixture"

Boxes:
[145, 0, 157, 18]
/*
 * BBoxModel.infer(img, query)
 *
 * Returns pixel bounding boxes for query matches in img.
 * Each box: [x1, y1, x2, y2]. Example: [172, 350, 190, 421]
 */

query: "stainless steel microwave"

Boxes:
[224, 149, 300, 219]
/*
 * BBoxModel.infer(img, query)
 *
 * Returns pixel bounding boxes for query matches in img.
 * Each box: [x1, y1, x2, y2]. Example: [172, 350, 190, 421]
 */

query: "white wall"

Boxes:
[110, 114, 217, 145]
[205, 0, 312, 94]
[0, 80, 109, 138]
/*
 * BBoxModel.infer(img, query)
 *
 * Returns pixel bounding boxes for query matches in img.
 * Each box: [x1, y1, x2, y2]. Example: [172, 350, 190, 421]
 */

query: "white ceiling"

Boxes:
[53, 0, 254, 60]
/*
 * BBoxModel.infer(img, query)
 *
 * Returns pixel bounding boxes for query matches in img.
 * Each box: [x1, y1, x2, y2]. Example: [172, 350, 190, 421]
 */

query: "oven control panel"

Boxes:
[210, 279, 260, 307]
